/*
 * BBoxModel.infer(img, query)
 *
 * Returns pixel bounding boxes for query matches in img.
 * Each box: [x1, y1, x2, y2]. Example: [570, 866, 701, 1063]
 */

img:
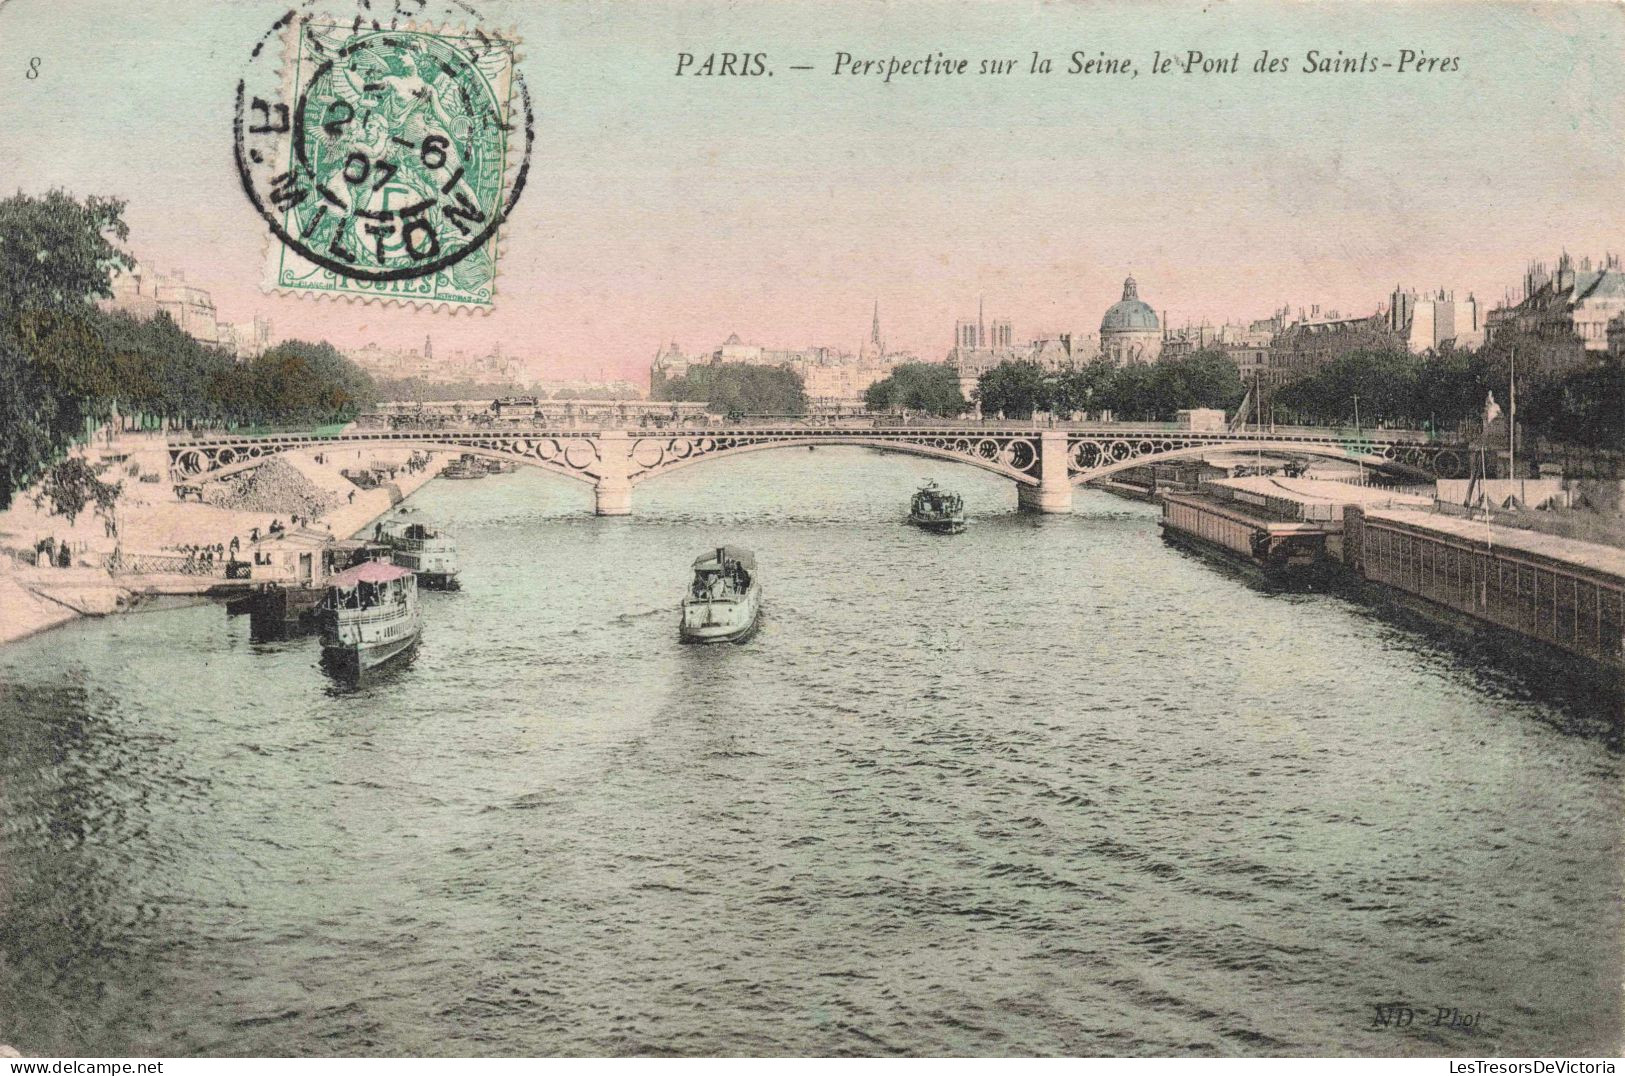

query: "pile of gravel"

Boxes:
[204, 458, 337, 516]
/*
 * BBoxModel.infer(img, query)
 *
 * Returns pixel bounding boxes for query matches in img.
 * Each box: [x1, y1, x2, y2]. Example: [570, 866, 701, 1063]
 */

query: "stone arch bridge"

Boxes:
[170, 425, 1470, 515]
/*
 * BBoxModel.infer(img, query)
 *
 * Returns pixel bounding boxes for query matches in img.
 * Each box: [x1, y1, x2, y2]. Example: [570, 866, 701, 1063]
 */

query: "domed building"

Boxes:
[1100, 275, 1162, 366]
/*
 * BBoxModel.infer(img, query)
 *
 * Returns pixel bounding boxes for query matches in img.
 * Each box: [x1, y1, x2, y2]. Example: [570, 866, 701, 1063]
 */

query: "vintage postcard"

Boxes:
[0, 0, 1620, 1064]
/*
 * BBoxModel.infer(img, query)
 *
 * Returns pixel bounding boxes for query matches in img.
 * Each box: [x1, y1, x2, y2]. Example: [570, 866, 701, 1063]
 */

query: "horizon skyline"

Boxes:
[114, 236, 1614, 371]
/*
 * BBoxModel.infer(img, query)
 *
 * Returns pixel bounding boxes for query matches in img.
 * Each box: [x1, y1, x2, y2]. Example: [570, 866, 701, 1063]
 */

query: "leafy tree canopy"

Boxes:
[31, 456, 121, 527]
[653, 362, 807, 415]
[864, 362, 966, 416]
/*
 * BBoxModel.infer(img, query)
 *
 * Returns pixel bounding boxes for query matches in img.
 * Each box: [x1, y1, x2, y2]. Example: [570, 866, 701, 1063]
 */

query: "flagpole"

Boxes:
[1508, 347, 1517, 485]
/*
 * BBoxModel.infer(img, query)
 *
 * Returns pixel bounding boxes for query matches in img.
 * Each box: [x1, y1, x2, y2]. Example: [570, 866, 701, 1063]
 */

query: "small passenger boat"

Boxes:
[679, 546, 762, 644]
[484, 458, 518, 475]
[376, 519, 460, 590]
[908, 481, 966, 534]
[319, 561, 422, 680]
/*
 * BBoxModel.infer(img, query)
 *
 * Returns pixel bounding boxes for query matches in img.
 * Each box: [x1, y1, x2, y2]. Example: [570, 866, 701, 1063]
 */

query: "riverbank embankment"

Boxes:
[1157, 476, 1625, 674]
[0, 439, 441, 648]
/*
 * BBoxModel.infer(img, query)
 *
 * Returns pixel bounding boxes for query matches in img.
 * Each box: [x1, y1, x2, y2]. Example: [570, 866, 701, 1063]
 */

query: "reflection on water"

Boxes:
[0, 449, 1619, 1056]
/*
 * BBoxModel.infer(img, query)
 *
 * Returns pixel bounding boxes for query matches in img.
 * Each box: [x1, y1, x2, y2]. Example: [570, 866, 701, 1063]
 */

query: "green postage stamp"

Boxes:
[237, 15, 532, 311]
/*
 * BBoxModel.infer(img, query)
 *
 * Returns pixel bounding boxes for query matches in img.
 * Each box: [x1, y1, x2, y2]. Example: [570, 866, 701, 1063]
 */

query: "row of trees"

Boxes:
[372, 378, 645, 403]
[1271, 348, 1481, 430]
[866, 346, 1620, 446]
[652, 362, 808, 415]
[0, 190, 378, 509]
[1270, 346, 1624, 448]
[1520, 358, 1624, 449]
[974, 350, 1246, 421]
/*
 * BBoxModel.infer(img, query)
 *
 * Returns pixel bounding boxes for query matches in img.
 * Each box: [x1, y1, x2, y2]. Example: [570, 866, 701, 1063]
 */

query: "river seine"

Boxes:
[0, 450, 1619, 1057]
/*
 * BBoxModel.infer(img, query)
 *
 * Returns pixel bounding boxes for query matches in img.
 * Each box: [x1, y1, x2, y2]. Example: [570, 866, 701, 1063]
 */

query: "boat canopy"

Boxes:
[692, 546, 756, 571]
[329, 561, 414, 588]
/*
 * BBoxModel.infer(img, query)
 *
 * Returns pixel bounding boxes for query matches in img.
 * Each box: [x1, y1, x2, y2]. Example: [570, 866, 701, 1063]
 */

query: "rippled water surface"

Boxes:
[0, 451, 1620, 1056]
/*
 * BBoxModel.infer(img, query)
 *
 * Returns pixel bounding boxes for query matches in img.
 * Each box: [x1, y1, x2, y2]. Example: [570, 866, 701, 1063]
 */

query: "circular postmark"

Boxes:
[234, 0, 532, 291]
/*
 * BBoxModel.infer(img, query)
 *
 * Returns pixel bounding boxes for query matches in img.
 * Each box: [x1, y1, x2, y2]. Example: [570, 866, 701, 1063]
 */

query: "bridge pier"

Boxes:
[593, 431, 633, 516]
[594, 478, 633, 516]
[1017, 430, 1073, 514]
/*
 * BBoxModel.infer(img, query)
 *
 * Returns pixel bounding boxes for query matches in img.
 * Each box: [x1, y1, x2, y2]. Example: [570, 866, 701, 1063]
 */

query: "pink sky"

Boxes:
[2, 0, 1621, 383]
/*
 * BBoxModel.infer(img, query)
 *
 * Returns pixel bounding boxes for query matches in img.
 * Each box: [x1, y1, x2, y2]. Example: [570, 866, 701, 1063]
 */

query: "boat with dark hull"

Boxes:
[441, 453, 487, 480]
[908, 481, 966, 534]
[377, 519, 460, 590]
[679, 546, 762, 644]
[319, 561, 423, 680]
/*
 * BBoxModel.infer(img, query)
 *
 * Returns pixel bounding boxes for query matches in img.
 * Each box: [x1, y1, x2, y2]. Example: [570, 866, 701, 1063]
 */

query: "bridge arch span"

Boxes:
[625, 433, 1041, 488]
[1068, 438, 1463, 485]
[172, 435, 603, 486]
[167, 424, 1469, 517]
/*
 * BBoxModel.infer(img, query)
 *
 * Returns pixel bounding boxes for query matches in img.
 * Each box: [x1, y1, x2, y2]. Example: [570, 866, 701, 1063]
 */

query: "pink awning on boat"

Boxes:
[328, 561, 414, 587]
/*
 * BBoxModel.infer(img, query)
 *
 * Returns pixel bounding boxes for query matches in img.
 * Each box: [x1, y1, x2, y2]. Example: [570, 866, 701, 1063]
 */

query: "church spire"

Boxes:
[870, 300, 882, 351]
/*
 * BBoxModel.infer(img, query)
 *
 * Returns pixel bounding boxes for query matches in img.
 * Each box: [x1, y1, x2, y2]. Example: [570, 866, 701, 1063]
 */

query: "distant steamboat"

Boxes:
[377, 519, 460, 590]
[908, 481, 966, 534]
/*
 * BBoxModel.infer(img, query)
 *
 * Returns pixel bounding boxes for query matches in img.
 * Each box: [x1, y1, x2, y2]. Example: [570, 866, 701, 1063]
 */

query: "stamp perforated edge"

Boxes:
[251, 14, 530, 315]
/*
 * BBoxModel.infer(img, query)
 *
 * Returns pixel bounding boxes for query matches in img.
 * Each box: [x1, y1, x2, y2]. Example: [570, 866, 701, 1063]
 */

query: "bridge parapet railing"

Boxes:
[170, 420, 1460, 446]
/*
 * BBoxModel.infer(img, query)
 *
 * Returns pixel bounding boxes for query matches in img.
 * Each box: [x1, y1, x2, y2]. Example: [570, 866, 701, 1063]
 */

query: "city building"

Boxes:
[1099, 276, 1162, 366]
[1609, 312, 1625, 358]
[1266, 308, 1400, 388]
[104, 264, 222, 346]
[349, 335, 522, 386]
[945, 300, 1041, 398]
[220, 317, 273, 361]
[1158, 323, 1221, 361]
[650, 304, 910, 409]
[1486, 253, 1625, 371]
[953, 300, 1013, 353]
[1387, 286, 1485, 353]
[1160, 317, 1275, 385]
[1225, 337, 1271, 385]
[860, 302, 886, 360]
[650, 341, 692, 382]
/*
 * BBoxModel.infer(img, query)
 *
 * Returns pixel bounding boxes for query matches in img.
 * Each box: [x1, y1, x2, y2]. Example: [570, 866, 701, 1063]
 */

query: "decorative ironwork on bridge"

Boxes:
[170, 430, 605, 483]
[624, 428, 1043, 484]
[1065, 430, 1468, 481]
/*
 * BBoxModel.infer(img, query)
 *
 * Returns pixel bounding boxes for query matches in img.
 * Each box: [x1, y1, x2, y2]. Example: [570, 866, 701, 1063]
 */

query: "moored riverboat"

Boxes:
[908, 481, 966, 534]
[376, 519, 460, 590]
[441, 453, 487, 480]
[319, 561, 423, 680]
[1157, 491, 1337, 585]
[679, 546, 762, 643]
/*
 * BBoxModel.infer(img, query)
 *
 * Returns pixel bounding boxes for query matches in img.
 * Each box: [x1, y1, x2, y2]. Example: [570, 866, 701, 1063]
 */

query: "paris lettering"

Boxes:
[674, 52, 770, 76]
